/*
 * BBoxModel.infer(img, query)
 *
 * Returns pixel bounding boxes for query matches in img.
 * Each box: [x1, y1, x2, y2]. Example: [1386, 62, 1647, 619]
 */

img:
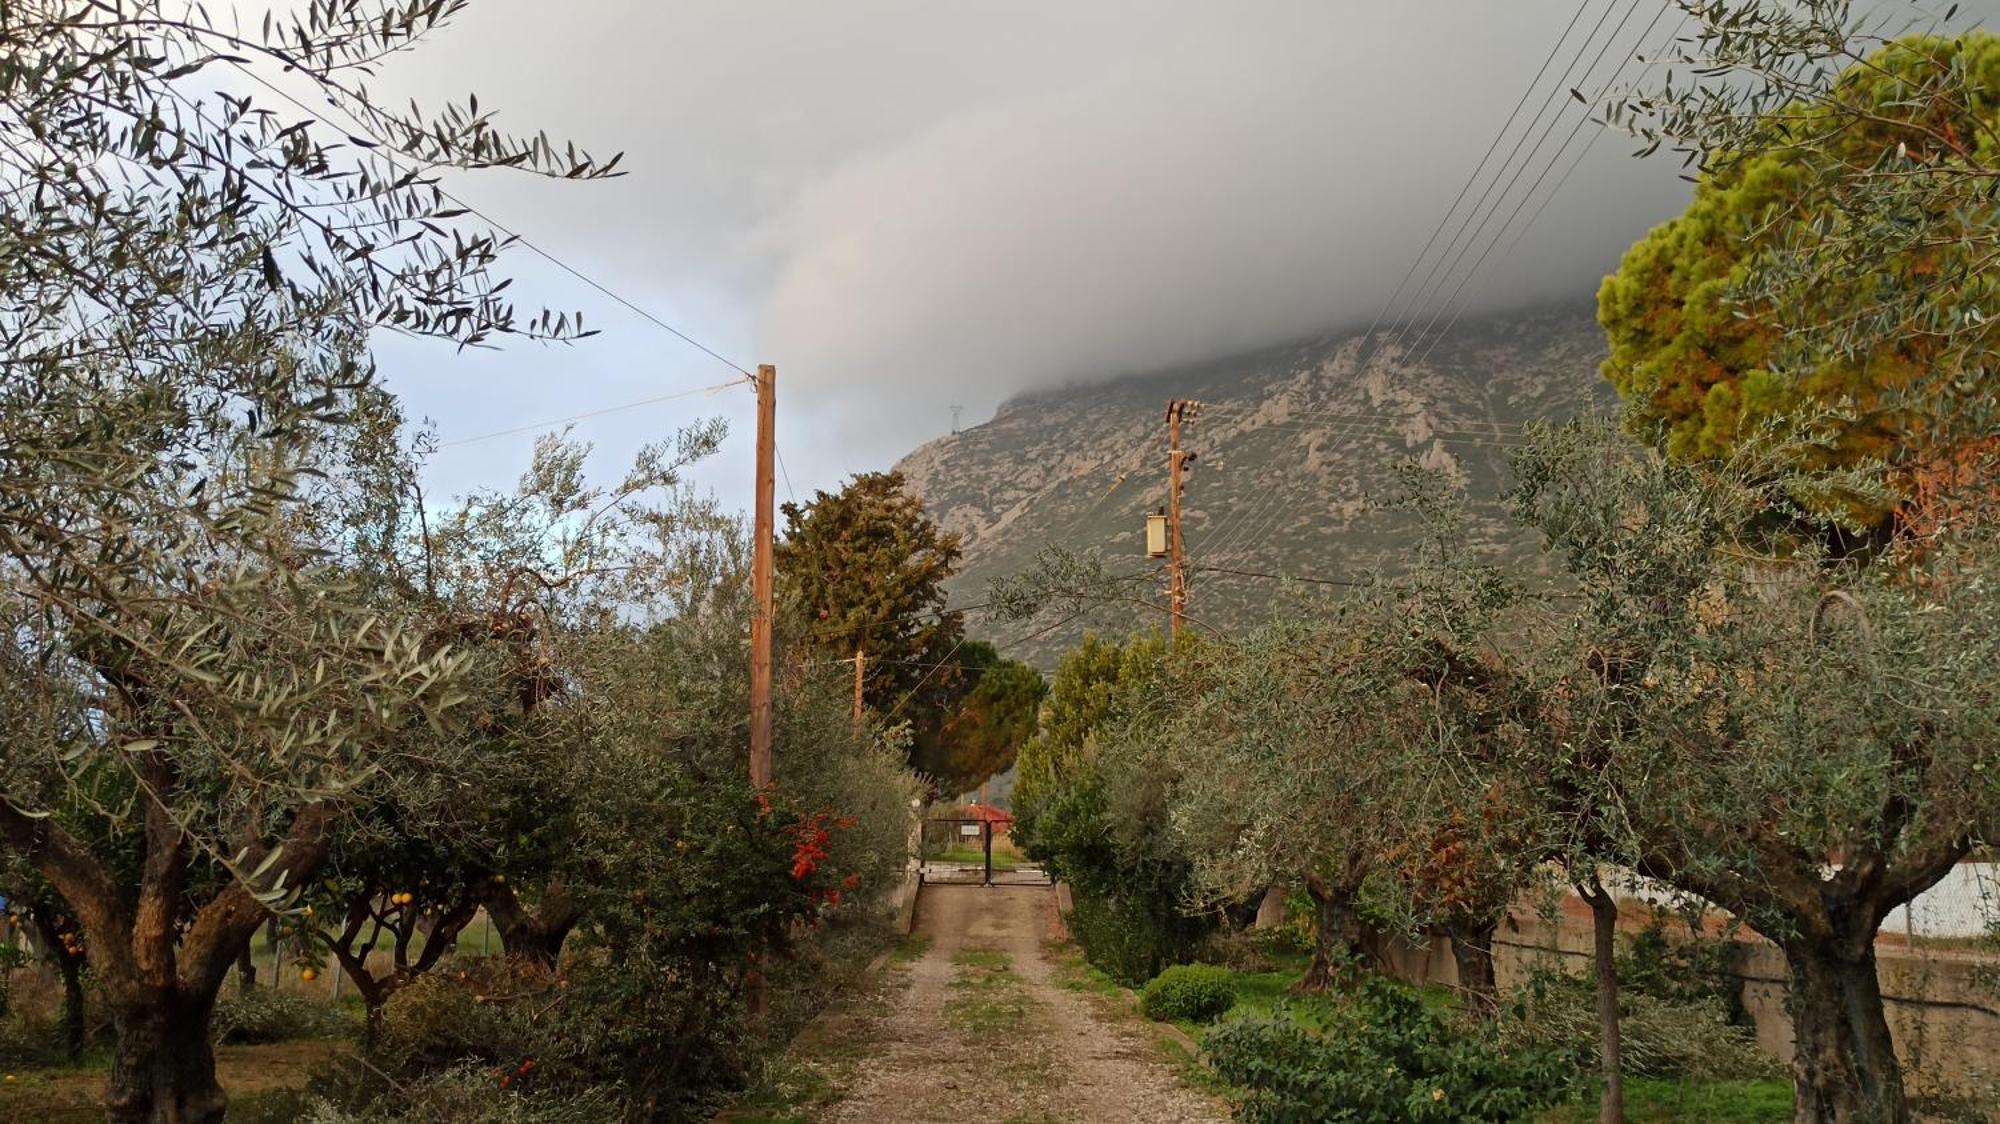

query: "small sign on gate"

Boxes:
[959, 823, 981, 837]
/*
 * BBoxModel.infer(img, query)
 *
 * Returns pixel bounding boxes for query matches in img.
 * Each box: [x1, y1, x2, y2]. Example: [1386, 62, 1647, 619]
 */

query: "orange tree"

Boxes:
[1, 844, 96, 1061]
[285, 435, 918, 1118]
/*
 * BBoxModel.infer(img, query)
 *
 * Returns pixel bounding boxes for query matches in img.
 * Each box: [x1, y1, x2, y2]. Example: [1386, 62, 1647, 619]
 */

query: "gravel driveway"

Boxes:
[819, 881, 1229, 1124]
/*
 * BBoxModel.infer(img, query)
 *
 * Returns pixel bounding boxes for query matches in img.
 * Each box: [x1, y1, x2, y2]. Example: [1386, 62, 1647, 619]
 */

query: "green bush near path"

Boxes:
[1203, 975, 1576, 1123]
[1140, 964, 1237, 1023]
[1173, 955, 1799, 1123]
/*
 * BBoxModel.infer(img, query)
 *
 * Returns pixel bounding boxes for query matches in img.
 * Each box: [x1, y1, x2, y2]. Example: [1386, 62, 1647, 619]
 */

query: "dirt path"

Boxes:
[811, 882, 1228, 1124]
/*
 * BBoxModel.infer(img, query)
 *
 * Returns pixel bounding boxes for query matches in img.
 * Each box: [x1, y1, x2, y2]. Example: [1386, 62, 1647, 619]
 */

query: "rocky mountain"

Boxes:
[895, 305, 1617, 667]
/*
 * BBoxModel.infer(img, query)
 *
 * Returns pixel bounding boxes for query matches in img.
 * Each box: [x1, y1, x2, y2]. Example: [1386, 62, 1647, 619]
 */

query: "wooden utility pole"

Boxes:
[750, 364, 776, 790]
[1165, 399, 1196, 637]
[747, 364, 777, 1026]
[851, 647, 866, 724]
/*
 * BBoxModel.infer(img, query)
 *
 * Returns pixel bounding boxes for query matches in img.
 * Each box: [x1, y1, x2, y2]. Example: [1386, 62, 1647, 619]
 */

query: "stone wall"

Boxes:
[1372, 903, 2000, 1096]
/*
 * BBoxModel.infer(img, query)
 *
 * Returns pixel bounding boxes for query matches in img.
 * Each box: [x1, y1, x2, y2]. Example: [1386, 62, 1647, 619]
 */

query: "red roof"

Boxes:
[963, 803, 1014, 825]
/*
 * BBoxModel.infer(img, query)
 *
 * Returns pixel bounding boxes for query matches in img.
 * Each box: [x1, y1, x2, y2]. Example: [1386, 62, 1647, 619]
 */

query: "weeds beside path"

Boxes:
[734, 883, 1227, 1124]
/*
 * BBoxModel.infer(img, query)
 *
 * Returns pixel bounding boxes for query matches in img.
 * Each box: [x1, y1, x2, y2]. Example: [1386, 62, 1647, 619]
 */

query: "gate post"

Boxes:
[983, 820, 993, 887]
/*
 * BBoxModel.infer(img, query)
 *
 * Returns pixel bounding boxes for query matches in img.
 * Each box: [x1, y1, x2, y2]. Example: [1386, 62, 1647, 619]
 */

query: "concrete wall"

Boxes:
[1372, 902, 2000, 1096]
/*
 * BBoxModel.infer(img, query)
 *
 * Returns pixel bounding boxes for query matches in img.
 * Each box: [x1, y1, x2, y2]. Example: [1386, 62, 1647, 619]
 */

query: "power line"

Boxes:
[885, 633, 969, 720]
[226, 62, 755, 381]
[774, 443, 798, 504]
[1373, 0, 1636, 365]
[805, 604, 987, 643]
[1395, 0, 1656, 366]
[1188, 410, 1539, 448]
[1356, 0, 1598, 362]
[1203, 419, 1535, 447]
[1055, 429, 1156, 538]
[1188, 413, 1350, 581]
[1188, 414, 1356, 573]
[1197, 401, 1535, 433]
[433, 379, 739, 449]
[1405, 9, 1691, 372]
[1194, 564, 1374, 588]
[1182, 404, 1550, 593]
[1198, 564, 1584, 603]
[1197, 414, 1400, 580]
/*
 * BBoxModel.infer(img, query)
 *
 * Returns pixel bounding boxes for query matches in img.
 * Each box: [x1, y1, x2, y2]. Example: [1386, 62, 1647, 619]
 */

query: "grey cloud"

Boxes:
[363, 1, 1944, 509]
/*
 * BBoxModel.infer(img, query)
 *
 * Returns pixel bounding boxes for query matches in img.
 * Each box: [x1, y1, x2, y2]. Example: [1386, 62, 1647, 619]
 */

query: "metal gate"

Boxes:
[918, 817, 1049, 886]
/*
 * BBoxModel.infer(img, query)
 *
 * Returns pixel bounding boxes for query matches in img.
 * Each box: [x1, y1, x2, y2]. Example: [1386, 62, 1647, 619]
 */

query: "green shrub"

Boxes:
[1065, 892, 1211, 986]
[1031, 749, 1217, 985]
[214, 988, 348, 1044]
[342, 952, 752, 1122]
[1204, 976, 1576, 1123]
[1500, 970, 1779, 1081]
[1141, 964, 1237, 1023]
[1618, 913, 1747, 1021]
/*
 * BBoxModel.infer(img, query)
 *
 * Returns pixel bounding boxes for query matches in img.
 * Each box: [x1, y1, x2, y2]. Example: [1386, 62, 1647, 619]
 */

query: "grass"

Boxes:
[0, 1040, 341, 1124]
[728, 1050, 853, 1124]
[1050, 947, 1126, 1002]
[1538, 1078, 1794, 1123]
[890, 932, 932, 964]
[944, 948, 1031, 1031]
[931, 847, 1021, 871]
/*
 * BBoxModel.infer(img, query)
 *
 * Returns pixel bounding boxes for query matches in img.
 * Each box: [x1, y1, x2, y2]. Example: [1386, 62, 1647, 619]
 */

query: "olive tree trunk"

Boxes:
[105, 993, 226, 1124]
[61, 954, 89, 1063]
[1578, 877, 1624, 1124]
[1446, 918, 1499, 1018]
[0, 796, 334, 1124]
[1298, 876, 1351, 993]
[1783, 936, 1906, 1124]
[484, 882, 581, 969]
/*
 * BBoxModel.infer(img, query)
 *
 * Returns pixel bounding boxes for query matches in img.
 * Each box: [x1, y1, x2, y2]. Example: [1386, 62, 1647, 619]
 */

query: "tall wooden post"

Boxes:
[747, 364, 776, 1025]
[750, 364, 776, 790]
[1166, 399, 1194, 637]
[852, 647, 866, 725]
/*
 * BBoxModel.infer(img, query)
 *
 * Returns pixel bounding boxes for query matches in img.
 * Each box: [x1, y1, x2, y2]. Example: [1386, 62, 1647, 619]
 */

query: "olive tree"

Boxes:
[1511, 419, 2000, 1123]
[1164, 610, 1419, 992]
[0, 3, 613, 1118]
[1164, 479, 1539, 1000]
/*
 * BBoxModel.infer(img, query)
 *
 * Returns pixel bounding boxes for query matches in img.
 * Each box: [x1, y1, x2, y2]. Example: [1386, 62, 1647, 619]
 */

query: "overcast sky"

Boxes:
[351, 1, 1959, 514]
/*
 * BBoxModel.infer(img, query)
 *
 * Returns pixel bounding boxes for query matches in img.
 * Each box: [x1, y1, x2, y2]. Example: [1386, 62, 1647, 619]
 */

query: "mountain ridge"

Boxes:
[895, 304, 1616, 666]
